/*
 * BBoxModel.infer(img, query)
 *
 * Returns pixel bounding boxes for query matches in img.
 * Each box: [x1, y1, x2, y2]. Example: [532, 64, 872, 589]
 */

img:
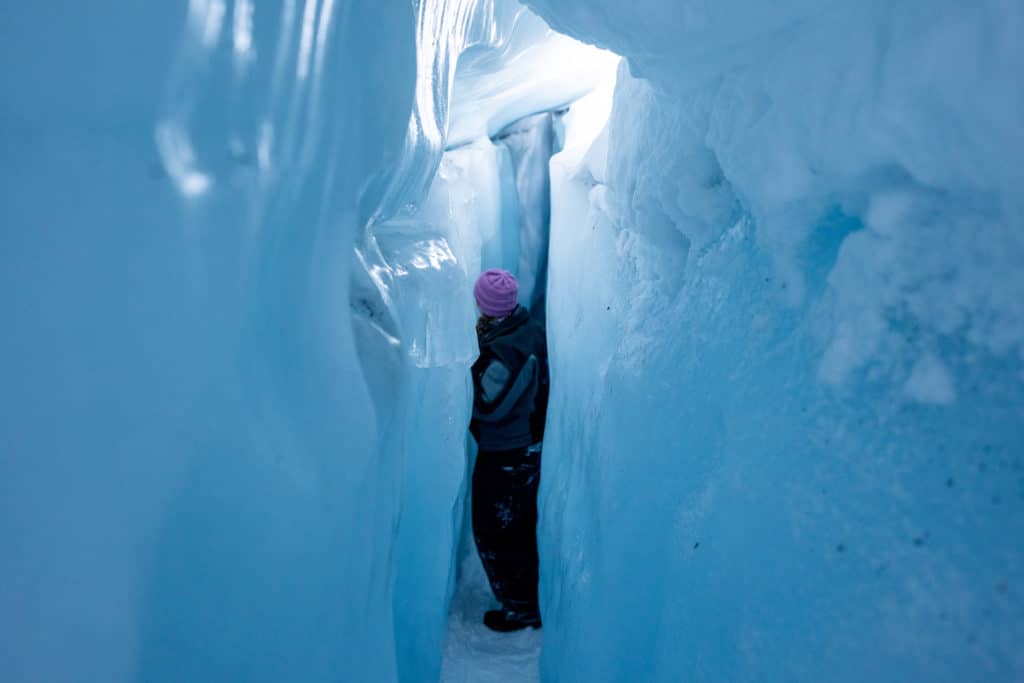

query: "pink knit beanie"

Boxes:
[474, 268, 519, 317]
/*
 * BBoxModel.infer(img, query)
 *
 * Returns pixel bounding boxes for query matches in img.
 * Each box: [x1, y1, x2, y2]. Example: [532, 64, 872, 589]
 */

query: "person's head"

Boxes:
[474, 268, 518, 320]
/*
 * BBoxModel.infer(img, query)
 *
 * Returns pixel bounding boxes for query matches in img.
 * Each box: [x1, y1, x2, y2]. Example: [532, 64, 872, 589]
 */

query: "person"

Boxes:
[469, 268, 549, 632]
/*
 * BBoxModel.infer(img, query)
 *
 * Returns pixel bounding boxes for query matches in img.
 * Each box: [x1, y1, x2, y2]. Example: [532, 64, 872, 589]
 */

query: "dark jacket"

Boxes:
[470, 306, 549, 451]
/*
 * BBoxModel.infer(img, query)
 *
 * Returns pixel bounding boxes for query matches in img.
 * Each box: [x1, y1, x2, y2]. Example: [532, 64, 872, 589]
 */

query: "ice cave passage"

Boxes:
[1, 1, 1022, 683]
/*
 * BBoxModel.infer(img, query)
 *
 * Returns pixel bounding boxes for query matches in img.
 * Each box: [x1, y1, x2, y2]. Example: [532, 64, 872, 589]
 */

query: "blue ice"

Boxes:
[1, 1, 1021, 682]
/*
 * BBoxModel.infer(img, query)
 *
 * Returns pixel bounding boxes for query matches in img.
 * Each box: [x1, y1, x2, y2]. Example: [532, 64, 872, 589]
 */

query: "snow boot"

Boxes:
[483, 608, 542, 632]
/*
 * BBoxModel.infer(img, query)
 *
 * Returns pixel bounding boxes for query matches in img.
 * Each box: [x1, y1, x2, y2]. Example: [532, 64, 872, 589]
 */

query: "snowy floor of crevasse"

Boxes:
[439, 551, 541, 683]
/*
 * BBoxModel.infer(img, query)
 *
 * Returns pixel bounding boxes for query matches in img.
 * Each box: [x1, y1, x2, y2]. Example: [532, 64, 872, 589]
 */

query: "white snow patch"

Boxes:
[440, 552, 541, 683]
[904, 352, 956, 405]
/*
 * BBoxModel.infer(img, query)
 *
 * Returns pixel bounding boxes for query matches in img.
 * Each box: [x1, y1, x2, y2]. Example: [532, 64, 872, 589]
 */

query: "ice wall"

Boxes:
[351, 3, 618, 680]
[358, 148, 488, 683]
[8, 1, 1016, 681]
[0, 2, 416, 680]
[528, 0, 1024, 680]
[494, 111, 560, 321]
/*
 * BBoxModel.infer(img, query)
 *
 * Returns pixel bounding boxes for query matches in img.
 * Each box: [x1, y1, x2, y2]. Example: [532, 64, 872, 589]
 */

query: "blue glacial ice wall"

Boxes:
[527, 0, 1024, 681]
[0, 1, 417, 680]
[494, 111, 560, 322]
[5, 0, 1019, 681]
[352, 3, 616, 681]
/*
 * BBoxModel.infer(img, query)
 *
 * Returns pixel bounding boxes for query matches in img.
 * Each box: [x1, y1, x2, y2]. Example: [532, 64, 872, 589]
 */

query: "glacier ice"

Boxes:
[493, 111, 559, 320]
[351, 3, 613, 682]
[528, 0, 1024, 680]
[0, 1, 418, 680]
[2, 0, 1022, 682]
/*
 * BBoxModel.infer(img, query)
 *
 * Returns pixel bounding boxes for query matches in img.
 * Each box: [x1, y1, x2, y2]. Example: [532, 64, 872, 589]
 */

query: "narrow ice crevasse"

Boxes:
[2, 1, 1021, 682]
[350, 3, 619, 682]
[436, 76, 617, 682]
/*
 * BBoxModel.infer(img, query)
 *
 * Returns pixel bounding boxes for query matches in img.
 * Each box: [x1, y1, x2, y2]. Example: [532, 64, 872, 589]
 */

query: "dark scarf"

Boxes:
[476, 315, 497, 339]
[476, 306, 528, 341]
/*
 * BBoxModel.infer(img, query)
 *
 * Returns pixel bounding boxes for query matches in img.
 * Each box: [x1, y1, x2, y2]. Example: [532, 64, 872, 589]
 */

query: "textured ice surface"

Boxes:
[448, 10, 618, 147]
[3, 1, 1021, 682]
[528, 0, 1024, 680]
[358, 145, 484, 683]
[350, 2, 614, 681]
[1, 2, 416, 681]
[494, 112, 559, 320]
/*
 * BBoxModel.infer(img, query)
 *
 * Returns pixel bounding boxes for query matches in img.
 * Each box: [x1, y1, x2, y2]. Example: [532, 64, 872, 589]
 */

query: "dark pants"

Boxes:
[472, 446, 541, 612]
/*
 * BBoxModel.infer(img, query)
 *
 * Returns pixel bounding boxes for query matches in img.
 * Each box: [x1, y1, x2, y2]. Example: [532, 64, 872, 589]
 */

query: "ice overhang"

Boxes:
[446, 7, 620, 148]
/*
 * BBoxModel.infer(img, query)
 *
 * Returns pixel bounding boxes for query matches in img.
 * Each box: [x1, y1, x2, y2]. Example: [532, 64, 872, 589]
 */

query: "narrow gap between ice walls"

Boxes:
[439, 76, 619, 683]
[347, 2, 618, 682]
